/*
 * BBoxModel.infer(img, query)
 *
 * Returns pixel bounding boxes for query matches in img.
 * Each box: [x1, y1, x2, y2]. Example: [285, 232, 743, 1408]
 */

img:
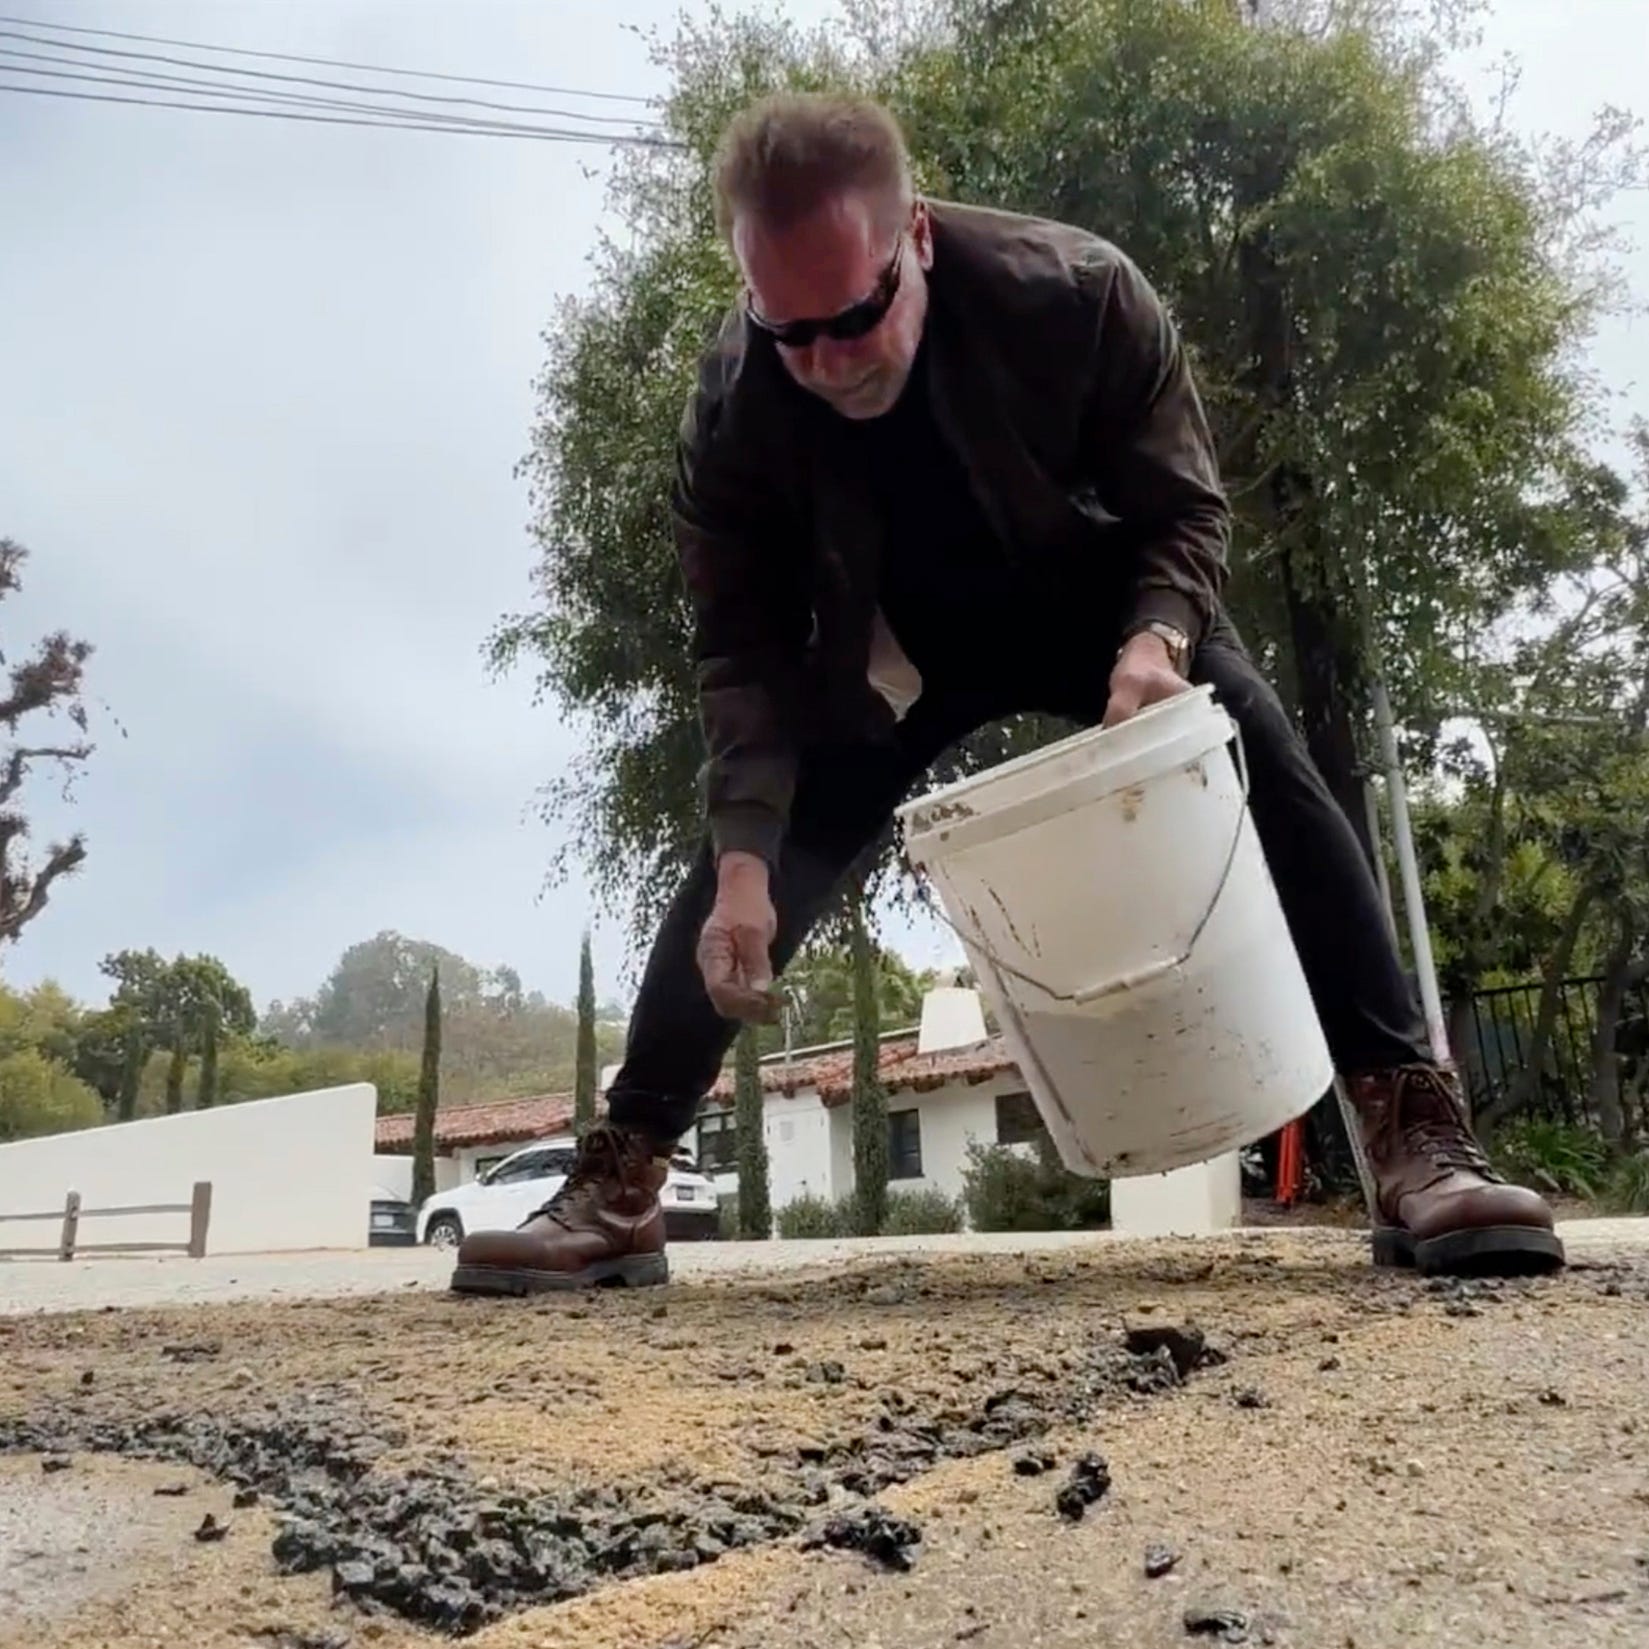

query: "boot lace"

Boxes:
[1375, 1066, 1499, 1180]
[524, 1126, 637, 1229]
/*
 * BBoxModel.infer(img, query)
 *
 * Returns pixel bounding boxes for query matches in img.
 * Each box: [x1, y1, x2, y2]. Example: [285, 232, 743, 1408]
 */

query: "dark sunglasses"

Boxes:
[745, 234, 906, 349]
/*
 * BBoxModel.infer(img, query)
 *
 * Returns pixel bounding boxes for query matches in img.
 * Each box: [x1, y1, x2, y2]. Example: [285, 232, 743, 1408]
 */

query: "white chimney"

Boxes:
[917, 987, 988, 1055]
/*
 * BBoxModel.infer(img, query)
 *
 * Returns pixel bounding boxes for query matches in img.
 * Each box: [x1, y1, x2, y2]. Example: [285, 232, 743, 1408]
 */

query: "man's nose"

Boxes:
[799, 338, 862, 383]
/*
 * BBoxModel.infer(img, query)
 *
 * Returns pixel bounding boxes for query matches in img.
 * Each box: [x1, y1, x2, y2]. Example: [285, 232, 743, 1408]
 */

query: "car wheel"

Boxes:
[425, 1214, 464, 1250]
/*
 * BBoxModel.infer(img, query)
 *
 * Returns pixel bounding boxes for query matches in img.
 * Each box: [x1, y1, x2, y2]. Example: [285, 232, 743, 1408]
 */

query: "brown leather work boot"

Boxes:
[449, 1125, 670, 1295]
[1342, 1065, 1565, 1276]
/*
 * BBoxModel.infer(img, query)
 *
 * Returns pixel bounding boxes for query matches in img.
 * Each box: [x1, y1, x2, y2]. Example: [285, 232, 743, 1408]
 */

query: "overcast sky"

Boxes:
[2, 0, 1645, 1016]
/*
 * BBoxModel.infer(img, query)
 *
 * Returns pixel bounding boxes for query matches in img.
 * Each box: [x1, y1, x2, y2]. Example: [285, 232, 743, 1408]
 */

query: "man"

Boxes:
[452, 92, 1563, 1294]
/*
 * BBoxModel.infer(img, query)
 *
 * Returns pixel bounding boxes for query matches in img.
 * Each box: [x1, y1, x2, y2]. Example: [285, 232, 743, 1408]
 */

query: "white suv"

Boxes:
[416, 1137, 721, 1248]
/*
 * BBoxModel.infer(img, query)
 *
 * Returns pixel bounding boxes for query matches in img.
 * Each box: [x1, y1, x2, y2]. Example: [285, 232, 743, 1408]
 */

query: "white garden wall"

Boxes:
[0, 1084, 377, 1255]
[372, 1152, 461, 1200]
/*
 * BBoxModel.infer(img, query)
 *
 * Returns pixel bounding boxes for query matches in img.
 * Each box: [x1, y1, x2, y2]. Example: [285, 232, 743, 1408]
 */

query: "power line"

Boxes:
[0, 26, 666, 129]
[0, 12, 655, 105]
[0, 52, 670, 140]
[0, 81, 683, 146]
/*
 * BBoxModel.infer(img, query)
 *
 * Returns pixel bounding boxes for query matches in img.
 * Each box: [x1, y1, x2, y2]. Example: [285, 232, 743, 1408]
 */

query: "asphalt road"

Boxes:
[2, 1226, 1647, 1648]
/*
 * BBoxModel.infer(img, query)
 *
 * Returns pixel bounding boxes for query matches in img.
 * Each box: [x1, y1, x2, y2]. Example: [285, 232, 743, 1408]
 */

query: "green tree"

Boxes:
[0, 1046, 103, 1142]
[297, 931, 485, 1049]
[573, 930, 598, 1133]
[849, 895, 890, 1236]
[733, 1022, 772, 1238]
[196, 1002, 221, 1109]
[115, 1021, 146, 1121]
[0, 980, 83, 1068]
[762, 940, 933, 1054]
[1415, 433, 1649, 1130]
[491, 0, 1635, 939]
[163, 1035, 188, 1115]
[66, 1002, 131, 1107]
[411, 968, 442, 1207]
[0, 538, 96, 944]
[263, 930, 627, 1107]
[99, 950, 254, 1115]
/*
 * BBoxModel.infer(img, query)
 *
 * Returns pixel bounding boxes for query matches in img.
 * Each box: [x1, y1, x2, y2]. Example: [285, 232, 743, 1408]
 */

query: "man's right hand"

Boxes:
[697, 851, 780, 1022]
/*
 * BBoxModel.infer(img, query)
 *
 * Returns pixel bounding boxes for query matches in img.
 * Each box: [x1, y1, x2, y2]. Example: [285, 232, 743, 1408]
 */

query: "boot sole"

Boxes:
[1371, 1225, 1567, 1277]
[449, 1252, 669, 1295]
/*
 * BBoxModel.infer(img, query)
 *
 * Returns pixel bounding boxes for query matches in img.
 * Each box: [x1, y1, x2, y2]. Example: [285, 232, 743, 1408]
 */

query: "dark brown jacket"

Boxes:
[672, 198, 1231, 865]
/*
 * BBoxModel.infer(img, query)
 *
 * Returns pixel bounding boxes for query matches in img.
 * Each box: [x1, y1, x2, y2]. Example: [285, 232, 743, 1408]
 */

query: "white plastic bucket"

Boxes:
[896, 686, 1334, 1179]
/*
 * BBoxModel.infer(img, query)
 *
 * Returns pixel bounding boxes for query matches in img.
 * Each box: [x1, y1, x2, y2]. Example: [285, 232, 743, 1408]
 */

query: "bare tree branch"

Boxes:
[0, 834, 86, 943]
[0, 744, 93, 808]
[0, 535, 99, 944]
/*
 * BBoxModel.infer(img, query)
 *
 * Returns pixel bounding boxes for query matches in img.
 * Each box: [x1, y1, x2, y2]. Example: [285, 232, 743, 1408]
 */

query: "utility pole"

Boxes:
[1371, 678, 1450, 1063]
[1360, 774, 1400, 945]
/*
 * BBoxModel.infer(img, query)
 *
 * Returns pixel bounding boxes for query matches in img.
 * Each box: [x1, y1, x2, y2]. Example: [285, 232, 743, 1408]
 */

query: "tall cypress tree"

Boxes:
[411, 968, 442, 1207]
[850, 895, 889, 1237]
[164, 1020, 187, 1115]
[116, 1025, 145, 1122]
[574, 930, 598, 1134]
[734, 1023, 771, 1238]
[196, 1002, 220, 1109]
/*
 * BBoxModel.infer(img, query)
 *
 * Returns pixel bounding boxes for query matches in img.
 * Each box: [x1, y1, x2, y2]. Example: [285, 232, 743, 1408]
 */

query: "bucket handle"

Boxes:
[915, 722, 1250, 1007]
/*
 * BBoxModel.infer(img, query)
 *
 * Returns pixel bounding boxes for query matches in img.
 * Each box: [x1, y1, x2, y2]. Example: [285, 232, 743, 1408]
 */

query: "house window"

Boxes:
[995, 1090, 1047, 1147]
[698, 1108, 737, 1173]
[888, 1108, 923, 1180]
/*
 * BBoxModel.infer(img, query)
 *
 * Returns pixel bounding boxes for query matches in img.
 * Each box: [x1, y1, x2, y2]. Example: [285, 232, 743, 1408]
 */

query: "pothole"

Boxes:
[0, 1322, 1225, 1635]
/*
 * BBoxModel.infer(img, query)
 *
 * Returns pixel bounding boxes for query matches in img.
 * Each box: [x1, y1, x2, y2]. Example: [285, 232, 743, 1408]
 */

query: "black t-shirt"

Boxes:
[844, 344, 1043, 686]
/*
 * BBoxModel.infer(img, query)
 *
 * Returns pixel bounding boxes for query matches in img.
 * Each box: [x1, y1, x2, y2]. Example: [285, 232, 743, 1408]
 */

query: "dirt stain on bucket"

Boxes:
[1119, 785, 1147, 823]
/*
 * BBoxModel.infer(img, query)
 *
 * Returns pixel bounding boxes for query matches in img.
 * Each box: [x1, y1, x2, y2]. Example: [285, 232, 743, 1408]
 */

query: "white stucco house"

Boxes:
[376, 981, 1244, 1237]
[375, 988, 1037, 1217]
[693, 988, 1036, 1212]
[375, 1092, 579, 1188]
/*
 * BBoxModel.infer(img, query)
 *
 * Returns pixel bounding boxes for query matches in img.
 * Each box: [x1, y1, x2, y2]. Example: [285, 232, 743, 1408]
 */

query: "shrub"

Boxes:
[775, 1192, 850, 1239]
[1603, 1152, 1649, 1215]
[960, 1143, 1048, 1232]
[0, 1048, 104, 1143]
[1491, 1120, 1611, 1199]
[961, 1137, 1109, 1232]
[717, 1193, 741, 1240]
[882, 1186, 964, 1235]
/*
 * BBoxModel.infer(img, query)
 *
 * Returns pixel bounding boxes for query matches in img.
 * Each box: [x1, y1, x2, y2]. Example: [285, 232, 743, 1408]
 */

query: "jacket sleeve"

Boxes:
[672, 385, 810, 869]
[1079, 249, 1230, 649]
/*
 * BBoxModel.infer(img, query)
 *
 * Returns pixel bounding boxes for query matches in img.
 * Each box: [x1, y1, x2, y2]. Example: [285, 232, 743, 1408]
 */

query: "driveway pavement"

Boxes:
[4, 1222, 1647, 1648]
[2, 1218, 1644, 1316]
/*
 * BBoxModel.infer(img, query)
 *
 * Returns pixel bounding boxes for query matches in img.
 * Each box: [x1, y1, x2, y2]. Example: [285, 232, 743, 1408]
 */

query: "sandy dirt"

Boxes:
[2, 1230, 1646, 1647]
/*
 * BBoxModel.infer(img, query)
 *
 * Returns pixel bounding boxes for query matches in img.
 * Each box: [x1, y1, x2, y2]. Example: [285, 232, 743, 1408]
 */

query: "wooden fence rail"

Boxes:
[0, 1182, 212, 1261]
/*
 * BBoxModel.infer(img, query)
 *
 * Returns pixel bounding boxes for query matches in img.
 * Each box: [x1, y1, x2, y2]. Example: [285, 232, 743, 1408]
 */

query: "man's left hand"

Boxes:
[1102, 631, 1191, 728]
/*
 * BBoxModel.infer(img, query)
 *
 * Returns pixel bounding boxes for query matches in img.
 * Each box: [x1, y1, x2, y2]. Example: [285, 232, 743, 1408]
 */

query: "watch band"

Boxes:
[1125, 620, 1191, 676]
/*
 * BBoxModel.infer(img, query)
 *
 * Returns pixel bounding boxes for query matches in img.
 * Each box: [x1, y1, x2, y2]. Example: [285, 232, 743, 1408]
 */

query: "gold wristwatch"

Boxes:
[1128, 620, 1191, 676]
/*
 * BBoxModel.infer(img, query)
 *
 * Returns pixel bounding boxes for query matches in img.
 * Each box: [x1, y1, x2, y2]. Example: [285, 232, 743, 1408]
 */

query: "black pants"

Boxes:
[607, 612, 1430, 1145]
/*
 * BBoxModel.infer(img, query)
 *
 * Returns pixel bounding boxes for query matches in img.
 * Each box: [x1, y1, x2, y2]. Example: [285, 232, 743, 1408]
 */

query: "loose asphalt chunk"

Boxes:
[1145, 1541, 1182, 1578]
[1183, 1602, 1253, 1642]
[1054, 1452, 1112, 1522]
[801, 1505, 922, 1573]
[1123, 1323, 1228, 1379]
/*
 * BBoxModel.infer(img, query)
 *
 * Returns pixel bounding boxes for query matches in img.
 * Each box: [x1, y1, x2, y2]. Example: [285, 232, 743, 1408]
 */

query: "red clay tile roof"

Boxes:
[705, 1033, 1015, 1108]
[375, 1090, 586, 1152]
[375, 1035, 1016, 1149]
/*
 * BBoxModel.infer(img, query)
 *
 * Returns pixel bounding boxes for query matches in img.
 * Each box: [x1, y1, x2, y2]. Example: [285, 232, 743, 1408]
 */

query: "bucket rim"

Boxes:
[896, 684, 1223, 834]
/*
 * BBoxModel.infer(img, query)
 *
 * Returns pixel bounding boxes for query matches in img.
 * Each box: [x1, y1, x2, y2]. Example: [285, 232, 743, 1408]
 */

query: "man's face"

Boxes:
[734, 191, 933, 420]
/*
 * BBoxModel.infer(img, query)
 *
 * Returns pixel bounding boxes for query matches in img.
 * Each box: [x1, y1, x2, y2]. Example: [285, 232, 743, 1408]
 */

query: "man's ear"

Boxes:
[911, 198, 935, 271]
